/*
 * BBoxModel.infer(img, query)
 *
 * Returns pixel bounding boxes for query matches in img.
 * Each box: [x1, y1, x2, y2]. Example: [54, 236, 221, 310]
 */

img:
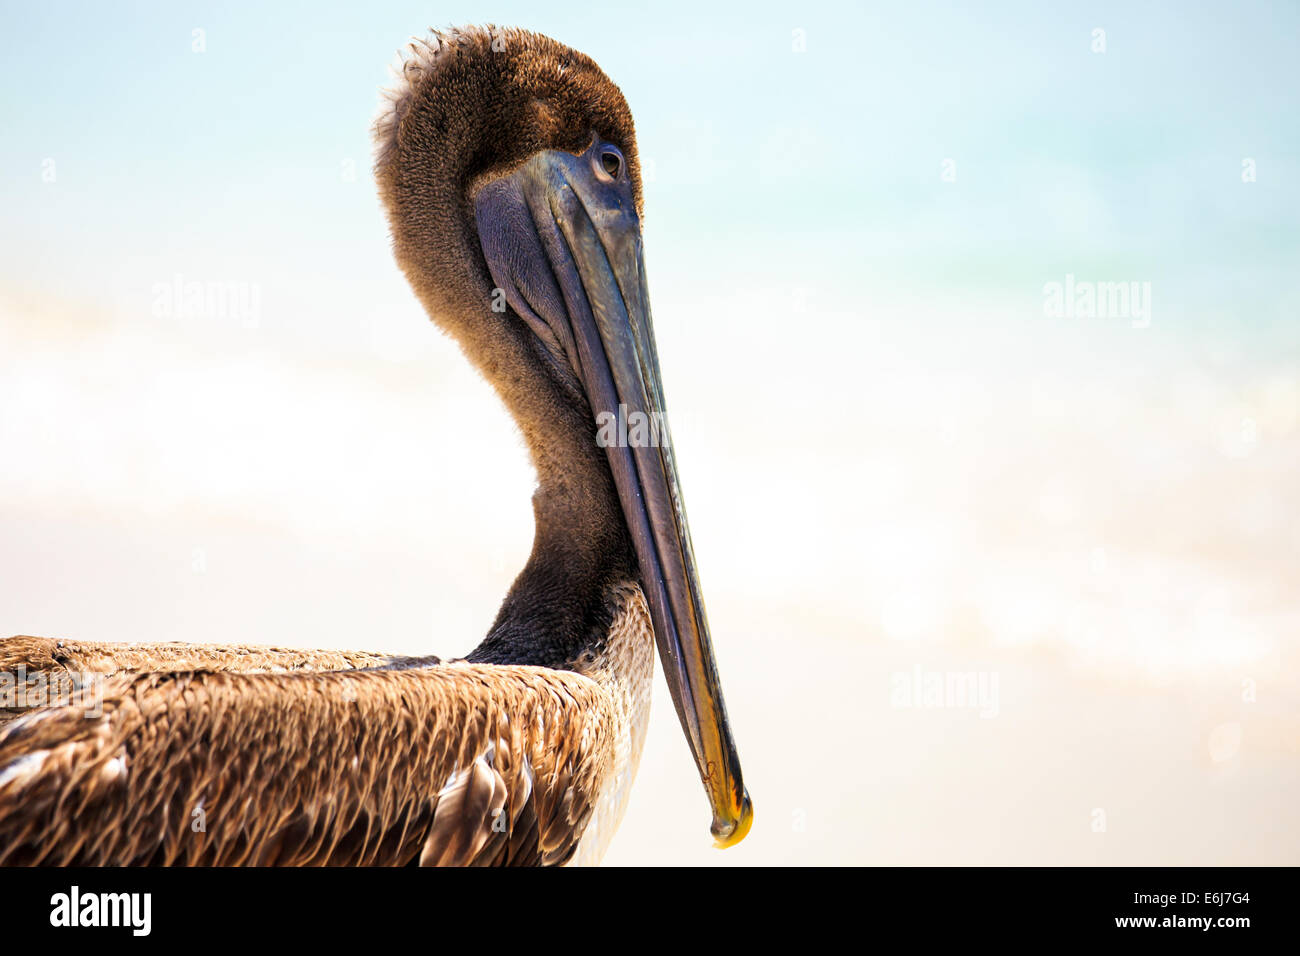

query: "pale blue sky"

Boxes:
[1, 0, 1297, 351]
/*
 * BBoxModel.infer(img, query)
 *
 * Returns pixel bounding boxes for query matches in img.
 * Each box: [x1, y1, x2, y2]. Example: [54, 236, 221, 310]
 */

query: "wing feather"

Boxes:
[0, 649, 613, 866]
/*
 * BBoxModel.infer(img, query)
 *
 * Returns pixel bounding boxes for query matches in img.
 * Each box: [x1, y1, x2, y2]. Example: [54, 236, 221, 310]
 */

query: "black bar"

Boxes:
[2, 866, 1288, 942]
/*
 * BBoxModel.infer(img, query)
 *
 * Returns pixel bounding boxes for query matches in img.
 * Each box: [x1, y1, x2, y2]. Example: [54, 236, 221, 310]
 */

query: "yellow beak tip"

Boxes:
[711, 792, 754, 849]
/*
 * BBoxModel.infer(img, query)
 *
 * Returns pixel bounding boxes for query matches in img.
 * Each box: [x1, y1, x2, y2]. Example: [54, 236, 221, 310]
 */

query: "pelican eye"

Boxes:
[599, 148, 622, 180]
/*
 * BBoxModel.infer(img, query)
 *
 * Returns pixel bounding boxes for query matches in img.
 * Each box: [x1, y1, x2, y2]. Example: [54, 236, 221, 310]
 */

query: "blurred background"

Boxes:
[1, 1, 1296, 864]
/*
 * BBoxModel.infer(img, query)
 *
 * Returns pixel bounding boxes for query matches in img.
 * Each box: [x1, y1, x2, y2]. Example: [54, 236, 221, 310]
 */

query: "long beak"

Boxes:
[475, 139, 752, 848]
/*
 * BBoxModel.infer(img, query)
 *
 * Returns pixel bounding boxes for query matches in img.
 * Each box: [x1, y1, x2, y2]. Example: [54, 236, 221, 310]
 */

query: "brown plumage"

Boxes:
[0, 24, 750, 866]
[0, 587, 650, 866]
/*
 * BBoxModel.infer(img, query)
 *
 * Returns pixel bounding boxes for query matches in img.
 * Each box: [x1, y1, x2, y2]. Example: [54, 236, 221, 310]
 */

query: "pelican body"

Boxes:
[0, 26, 750, 866]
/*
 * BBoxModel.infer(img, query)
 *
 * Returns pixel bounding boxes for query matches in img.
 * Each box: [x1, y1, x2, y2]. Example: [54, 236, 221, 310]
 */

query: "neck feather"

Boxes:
[466, 347, 637, 669]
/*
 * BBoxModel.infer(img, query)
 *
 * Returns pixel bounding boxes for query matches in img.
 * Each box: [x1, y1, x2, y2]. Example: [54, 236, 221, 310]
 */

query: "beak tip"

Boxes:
[710, 790, 754, 849]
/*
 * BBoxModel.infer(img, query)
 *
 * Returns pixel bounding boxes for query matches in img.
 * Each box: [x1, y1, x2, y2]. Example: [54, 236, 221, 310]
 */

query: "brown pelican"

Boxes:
[0, 25, 751, 866]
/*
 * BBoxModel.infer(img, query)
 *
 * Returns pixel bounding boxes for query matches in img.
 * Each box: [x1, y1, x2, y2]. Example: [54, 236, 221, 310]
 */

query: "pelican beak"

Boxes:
[475, 137, 752, 848]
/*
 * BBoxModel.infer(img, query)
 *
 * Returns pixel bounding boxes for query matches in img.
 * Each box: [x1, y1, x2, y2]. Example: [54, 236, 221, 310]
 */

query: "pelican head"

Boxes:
[373, 27, 751, 848]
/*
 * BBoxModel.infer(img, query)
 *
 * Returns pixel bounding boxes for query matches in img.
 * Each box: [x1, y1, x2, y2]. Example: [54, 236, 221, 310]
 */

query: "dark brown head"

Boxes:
[373, 26, 751, 849]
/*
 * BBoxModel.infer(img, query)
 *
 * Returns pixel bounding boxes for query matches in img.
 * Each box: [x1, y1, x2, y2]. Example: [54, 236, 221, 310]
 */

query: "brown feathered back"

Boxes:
[0, 584, 656, 866]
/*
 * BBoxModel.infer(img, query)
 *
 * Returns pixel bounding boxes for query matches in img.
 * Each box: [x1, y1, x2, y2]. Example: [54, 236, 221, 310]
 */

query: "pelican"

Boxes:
[0, 25, 751, 866]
